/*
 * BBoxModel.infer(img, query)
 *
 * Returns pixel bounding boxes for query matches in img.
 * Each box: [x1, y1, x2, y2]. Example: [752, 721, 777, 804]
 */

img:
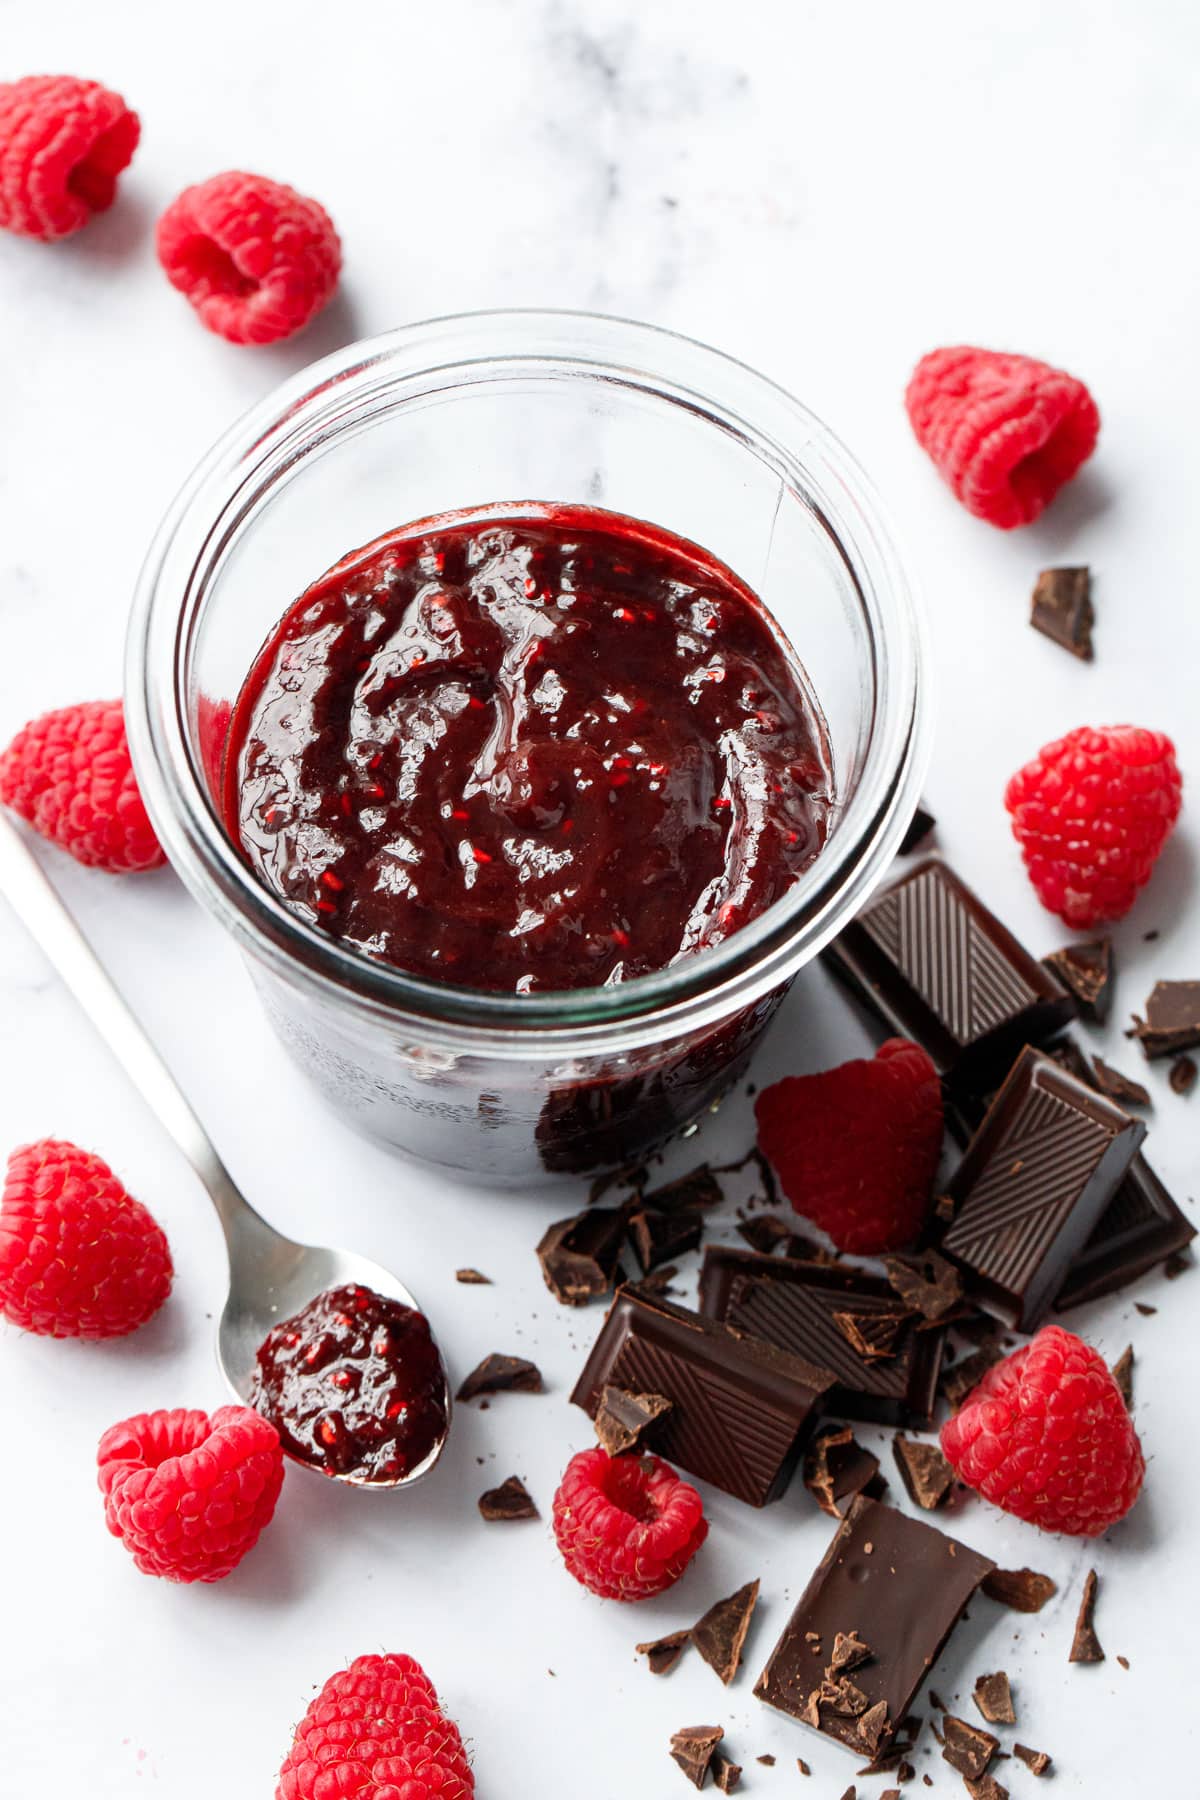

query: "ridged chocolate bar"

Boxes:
[698, 1247, 943, 1427]
[824, 858, 1076, 1085]
[570, 1285, 833, 1506]
[942, 1046, 1145, 1329]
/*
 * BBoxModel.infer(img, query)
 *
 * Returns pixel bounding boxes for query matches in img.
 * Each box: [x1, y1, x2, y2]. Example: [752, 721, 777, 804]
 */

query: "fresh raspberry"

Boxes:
[0, 699, 164, 872]
[552, 1447, 707, 1601]
[1005, 725, 1182, 927]
[156, 171, 341, 345]
[755, 1037, 943, 1255]
[276, 1654, 474, 1800]
[941, 1326, 1143, 1537]
[0, 75, 140, 240]
[98, 1406, 284, 1582]
[0, 1139, 172, 1339]
[905, 345, 1100, 528]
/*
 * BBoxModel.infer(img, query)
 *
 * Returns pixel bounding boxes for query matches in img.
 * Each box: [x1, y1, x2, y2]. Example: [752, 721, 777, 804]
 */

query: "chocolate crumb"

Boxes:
[972, 1671, 1015, 1725]
[928, 1691, 947, 1714]
[899, 804, 937, 855]
[1030, 565, 1093, 661]
[637, 1630, 692, 1676]
[982, 1566, 1057, 1613]
[1070, 1568, 1104, 1663]
[803, 1425, 887, 1517]
[1042, 937, 1112, 1022]
[595, 1385, 673, 1456]
[537, 1208, 627, 1305]
[885, 1251, 963, 1322]
[1170, 1054, 1197, 1095]
[941, 1714, 998, 1779]
[456, 1353, 543, 1401]
[756, 1754, 776, 1767]
[935, 1190, 956, 1224]
[1135, 1301, 1157, 1316]
[1014, 1744, 1052, 1776]
[924, 1778, 932, 1788]
[829, 1629, 872, 1674]
[477, 1475, 538, 1521]
[1117, 1654, 1130, 1670]
[964, 1777, 1008, 1800]
[669, 1724, 724, 1789]
[832, 1309, 909, 1362]
[797, 1758, 811, 1776]
[692, 1579, 761, 1686]
[892, 1434, 955, 1509]
[455, 1268, 491, 1284]
[711, 1753, 742, 1793]
[1111, 1344, 1134, 1407]
[1130, 980, 1200, 1059]
[1091, 1055, 1151, 1108]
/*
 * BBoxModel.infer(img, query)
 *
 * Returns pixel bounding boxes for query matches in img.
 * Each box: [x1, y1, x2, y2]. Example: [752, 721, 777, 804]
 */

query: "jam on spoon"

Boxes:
[249, 1283, 448, 1483]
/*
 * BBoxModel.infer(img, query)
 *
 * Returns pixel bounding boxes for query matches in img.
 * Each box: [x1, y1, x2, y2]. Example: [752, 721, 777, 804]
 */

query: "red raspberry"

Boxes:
[0, 699, 164, 872]
[0, 74, 140, 240]
[0, 1139, 172, 1339]
[276, 1654, 474, 1800]
[941, 1326, 1143, 1537]
[156, 171, 341, 345]
[1005, 725, 1182, 927]
[755, 1037, 942, 1255]
[905, 345, 1100, 528]
[98, 1406, 284, 1582]
[552, 1447, 707, 1601]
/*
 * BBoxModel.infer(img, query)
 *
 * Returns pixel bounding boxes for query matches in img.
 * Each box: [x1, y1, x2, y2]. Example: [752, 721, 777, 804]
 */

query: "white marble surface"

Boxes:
[2, 1, 1198, 1793]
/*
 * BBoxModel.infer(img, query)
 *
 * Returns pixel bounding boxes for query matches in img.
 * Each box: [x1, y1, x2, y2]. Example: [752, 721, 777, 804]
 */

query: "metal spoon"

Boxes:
[0, 810, 451, 1489]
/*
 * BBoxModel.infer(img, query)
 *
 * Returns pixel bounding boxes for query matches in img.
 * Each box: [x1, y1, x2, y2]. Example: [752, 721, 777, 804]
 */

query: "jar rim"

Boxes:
[125, 308, 931, 1054]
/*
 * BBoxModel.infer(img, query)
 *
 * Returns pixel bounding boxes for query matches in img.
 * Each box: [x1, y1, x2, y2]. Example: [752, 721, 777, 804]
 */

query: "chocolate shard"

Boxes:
[1111, 1344, 1134, 1407]
[899, 803, 937, 855]
[837, 1789, 857, 1800]
[981, 1566, 1057, 1613]
[1090, 1055, 1151, 1108]
[627, 1205, 704, 1274]
[832, 1309, 909, 1362]
[478, 1475, 539, 1521]
[884, 1250, 962, 1323]
[857, 1698, 892, 1755]
[1131, 980, 1200, 1058]
[892, 1434, 955, 1509]
[537, 1207, 627, 1305]
[639, 1263, 680, 1297]
[941, 1714, 999, 1779]
[644, 1165, 725, 1213]
[940, 1344, 1003, 1411]
[711, 1753, 742, 1794]
[754, 1497, 994, 1757]
[1042, 937, 1112, 1023]
[942, 1046, 1146, 1329]
[669, 1724, 724, 1789]
[571, 1284, 834, 1507]
[1070, 1568, 1104, 1663]
[1014, 1744, 1052, 1776]
[823, 858, 1077, 1087]
[972, 1671, 1016, 1725]
[736, 1213, 797, 1255]
[1030, 565, 1094, 661]
[456, 1353, 543, 1401]
[637, 1630, 692, 1676]
[455, 1267, 491, 1284]
[1171, 1053, 1198, 1094]
[804, 1425, 888, 1517]
[693, 1579, 761, 1685]
[756, 1754, 775, 1766]
[701, 1246, 944, 1428]
[595, 1384, 673, 1456]
[964, 1777, 1009, 1800]
[830, 1629, 872, 1674]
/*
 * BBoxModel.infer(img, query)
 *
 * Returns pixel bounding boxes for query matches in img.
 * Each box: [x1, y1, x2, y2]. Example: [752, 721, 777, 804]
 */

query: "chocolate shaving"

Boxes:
[537, 1207, 628, 1305]
[456, 1353, 543, 1401]
[637, 1630, 692, 1676]
[941, 1344, 1003, 1410]
[941, 1714, 999, 1779]
[644, 1165, 724, 1213]
[892, 1434, 955, 1509]
[1111, 1344, 1134, 1407]
[1070, 1568, 1104, 1663]
[595, 1384, 673, 1456]
[981, 1566, 1057, 1613]
[1170, 1054, 1197, 1095]
[711, 1753, 742, 1793]
[803, 1426, 887, 1517]
[669, 1724, 724, 1789]
[455, 1268, 491, 1284]
[1030, 565, 1094, 661]
[693, 1579, 760, 1686]
[899, 803, 936, 855]
[1014, 1744, 1052, 1777]
[1130, 980, 1200, 1059]
[885, 1251, 963, 1322]
[832, 1309, 909, 1362]
[627, 1205, 704, 1274]
[1091, 1055, 1151, 1109]
[1043, 939, 1112, 1022]
[972, 1671, 1015, 1725]
[477, 1475, 538, 1520]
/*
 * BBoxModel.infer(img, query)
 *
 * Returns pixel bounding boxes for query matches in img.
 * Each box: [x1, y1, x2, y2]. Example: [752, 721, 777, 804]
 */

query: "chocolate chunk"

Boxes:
[456, 1353, 543, 1401]
[572, 1284, 833, 1506]
[1111, 1344, 1134, 1407]
[669, 1725, 724, 1788]
[900, 804, 937, 855]
[711, 1754, 742, 1794]
[1030, 565, 1094, 660]
[830, 1629, 872, 1674]
[637, 1630, 692, 1676]
[941, 1714, 999, 1778]
[640, 1263, 680, 1297]
[477, 1475, 538, 1521]
[537, 1207, 628, 1305]
[824, 858, 1076, 1087]
[1056, 1148, 1195, 1308]
[941, 1344, 1003, 1410]
[892, 1434, 955, 1509]
[644, 1165, 725, 1213]
[455, 1268, 491, 1284]
[981, 1566, 1057, 1613]
[942, 1047, 1145, 1329]
[1170, 1054, 1197, 1095]
[595, 1384, 673, 1456]
[1091, 1055, 1151, 1108]
[964, 1777, 1008, 1800]
[701, 1247, 944, 1427]
[1070, 1568, 1104, 1663]
[804, 1426, 888, 1517]
[1014, 1744, 1052, 1777]
[736, 1213, 797, 1255]
[972, 1672, 1015, 1725]
[1131, 980, 1200, 1058]
[692, 1579, 760, 1685]
[628, 1205, 704, 1274]
[833, 1310, 909, 1362]
[1042, 937, 1112, 1022]
[884, 1250, 963, 1323]
[754, 1496, 994, 1756]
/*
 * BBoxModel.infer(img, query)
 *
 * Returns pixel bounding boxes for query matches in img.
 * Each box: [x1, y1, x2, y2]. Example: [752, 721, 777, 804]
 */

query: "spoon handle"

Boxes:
[0, 811, 272, 1249]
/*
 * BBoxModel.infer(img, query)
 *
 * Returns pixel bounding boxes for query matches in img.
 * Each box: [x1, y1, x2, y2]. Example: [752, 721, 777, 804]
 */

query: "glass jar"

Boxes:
[126, 311, 929, 1186]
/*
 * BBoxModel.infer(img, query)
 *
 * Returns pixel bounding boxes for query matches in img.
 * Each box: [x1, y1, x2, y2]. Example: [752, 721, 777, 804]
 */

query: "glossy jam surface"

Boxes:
[224, 505, 831, 993]
[249, 1284, 447, 1483]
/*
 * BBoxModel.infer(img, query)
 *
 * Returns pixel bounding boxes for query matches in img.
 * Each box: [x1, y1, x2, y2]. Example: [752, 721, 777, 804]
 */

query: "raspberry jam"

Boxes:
[249, 1284, 447, 1483]
[223, 504, 831, 993]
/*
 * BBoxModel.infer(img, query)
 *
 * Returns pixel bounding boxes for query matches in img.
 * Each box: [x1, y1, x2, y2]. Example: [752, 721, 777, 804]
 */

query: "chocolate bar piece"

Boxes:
[571, 1285, 833, 1506]
[942, 1047, 1145, 1329]
[754, 1496, 994, 1755]
[824, 859, 1075, 1086]
[699, 1247, 943, 1428]
[1130, 980, 1200, 1058]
